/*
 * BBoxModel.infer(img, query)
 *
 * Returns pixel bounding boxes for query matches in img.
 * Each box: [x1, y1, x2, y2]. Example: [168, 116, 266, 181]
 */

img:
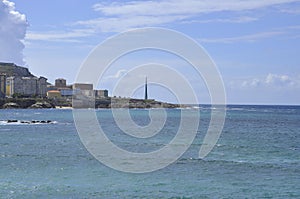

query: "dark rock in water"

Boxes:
[2, 120, 54, 124]
[7, 119, 18, 123]
[29, 120, 53, 124]
[3, 102, 20, 109]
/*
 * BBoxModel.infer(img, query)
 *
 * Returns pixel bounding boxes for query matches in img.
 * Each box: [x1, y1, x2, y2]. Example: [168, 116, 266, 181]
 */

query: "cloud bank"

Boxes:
[232, 73, 300, 89]
[26, 0, 300, 42]
[76, 0, 299, 32]
[0, 0, 28, 65]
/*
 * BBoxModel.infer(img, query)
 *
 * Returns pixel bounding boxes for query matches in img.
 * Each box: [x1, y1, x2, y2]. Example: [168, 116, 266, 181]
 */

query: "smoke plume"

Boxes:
[0, 0, 28, 65]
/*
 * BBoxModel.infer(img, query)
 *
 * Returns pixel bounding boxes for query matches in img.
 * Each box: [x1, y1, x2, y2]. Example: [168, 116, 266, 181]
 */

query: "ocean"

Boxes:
[0, 105, 299, 198]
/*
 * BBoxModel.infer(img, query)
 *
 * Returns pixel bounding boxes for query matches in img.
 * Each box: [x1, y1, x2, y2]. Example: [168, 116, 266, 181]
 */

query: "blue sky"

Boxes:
[1, 0, 300, 104]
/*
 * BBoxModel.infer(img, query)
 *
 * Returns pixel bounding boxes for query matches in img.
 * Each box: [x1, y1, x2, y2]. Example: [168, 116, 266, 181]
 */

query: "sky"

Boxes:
[1, 0, 300, 105]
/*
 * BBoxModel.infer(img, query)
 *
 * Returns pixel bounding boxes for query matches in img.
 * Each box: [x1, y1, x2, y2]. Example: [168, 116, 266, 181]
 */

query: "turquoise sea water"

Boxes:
[0, 105, 299, 198]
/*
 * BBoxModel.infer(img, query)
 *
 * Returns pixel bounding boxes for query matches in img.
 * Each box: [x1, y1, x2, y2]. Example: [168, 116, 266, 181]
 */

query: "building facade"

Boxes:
[95, 89, 108, 98]
[38, 77, 47, 97]
[47, 90, 61, 98]
[73, 83, 93, 91]
[0, 74, 6, 98]
[73, 83, 94, 97]
[6, 76, 47, 97]
[55, 78, 67, 88]
[60, 88, 73, 97]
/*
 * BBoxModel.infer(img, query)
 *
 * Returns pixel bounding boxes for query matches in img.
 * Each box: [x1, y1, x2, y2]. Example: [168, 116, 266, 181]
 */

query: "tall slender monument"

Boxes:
[144, 77, 148, 100]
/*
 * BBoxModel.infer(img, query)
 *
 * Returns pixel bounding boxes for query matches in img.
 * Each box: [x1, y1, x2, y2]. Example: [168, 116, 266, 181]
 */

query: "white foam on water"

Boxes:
[0, 120, 57, 125]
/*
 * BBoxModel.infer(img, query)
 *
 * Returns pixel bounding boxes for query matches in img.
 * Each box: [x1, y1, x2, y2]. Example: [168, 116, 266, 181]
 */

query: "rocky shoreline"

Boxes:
[0, 98, 181, 109]
[0, 98, 55, 109]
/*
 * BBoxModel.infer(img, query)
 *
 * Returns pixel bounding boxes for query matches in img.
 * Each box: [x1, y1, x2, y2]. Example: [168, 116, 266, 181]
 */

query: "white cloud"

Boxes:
[18, 0, 300, 45]
[265, 73, 295, 86]
[76, 15, 187, 32]
[199, 31, 284, 43]
[24, 0, 299, 42]
[26, 29, 95, 43]
[287, 25, 300, 29]
[235, 73, 299, 89]
[93, 0, 298, 16]
[76, 0, 299, 32]
[104, 69, 127, 80]
[242, 78, 261, 87]
[181, 16, 259, 24]
[0, 0, 28, 65]
[280, 7, 300, 14]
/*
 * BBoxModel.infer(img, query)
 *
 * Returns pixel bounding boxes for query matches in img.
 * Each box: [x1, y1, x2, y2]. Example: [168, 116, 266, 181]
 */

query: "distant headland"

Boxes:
[0, 62, 181, 109]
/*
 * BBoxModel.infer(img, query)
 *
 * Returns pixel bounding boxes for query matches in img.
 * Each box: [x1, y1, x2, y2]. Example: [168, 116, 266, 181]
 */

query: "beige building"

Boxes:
[95, 89, 108, 98]
[73, 83, 93, 90]
[6, 76, 47, 97]
[47, 90, 61, 98]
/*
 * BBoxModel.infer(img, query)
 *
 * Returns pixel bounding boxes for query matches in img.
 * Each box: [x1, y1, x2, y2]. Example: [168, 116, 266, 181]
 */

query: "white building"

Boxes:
[73, 83, 94, 97]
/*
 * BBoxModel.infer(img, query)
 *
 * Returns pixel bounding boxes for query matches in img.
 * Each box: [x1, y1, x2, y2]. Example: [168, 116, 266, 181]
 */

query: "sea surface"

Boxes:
[0, 105, 299, 198]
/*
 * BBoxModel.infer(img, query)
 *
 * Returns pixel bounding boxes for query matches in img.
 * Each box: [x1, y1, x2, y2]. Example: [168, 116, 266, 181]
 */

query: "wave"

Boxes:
[176, 157, 300, 170]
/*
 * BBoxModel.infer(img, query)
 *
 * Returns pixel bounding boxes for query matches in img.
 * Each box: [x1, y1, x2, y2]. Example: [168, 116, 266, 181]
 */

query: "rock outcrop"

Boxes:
[0, 97, 181, 109]
[2, 102, 20, 109]
[0, 98, 54, 109]
[0, 62, 34, 77]
[103, 98, 181, 109]
[30, 101, 54, 109]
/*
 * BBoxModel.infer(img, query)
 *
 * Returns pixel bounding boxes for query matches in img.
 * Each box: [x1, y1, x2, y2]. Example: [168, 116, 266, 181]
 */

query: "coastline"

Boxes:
[0, 97, 182, 109]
